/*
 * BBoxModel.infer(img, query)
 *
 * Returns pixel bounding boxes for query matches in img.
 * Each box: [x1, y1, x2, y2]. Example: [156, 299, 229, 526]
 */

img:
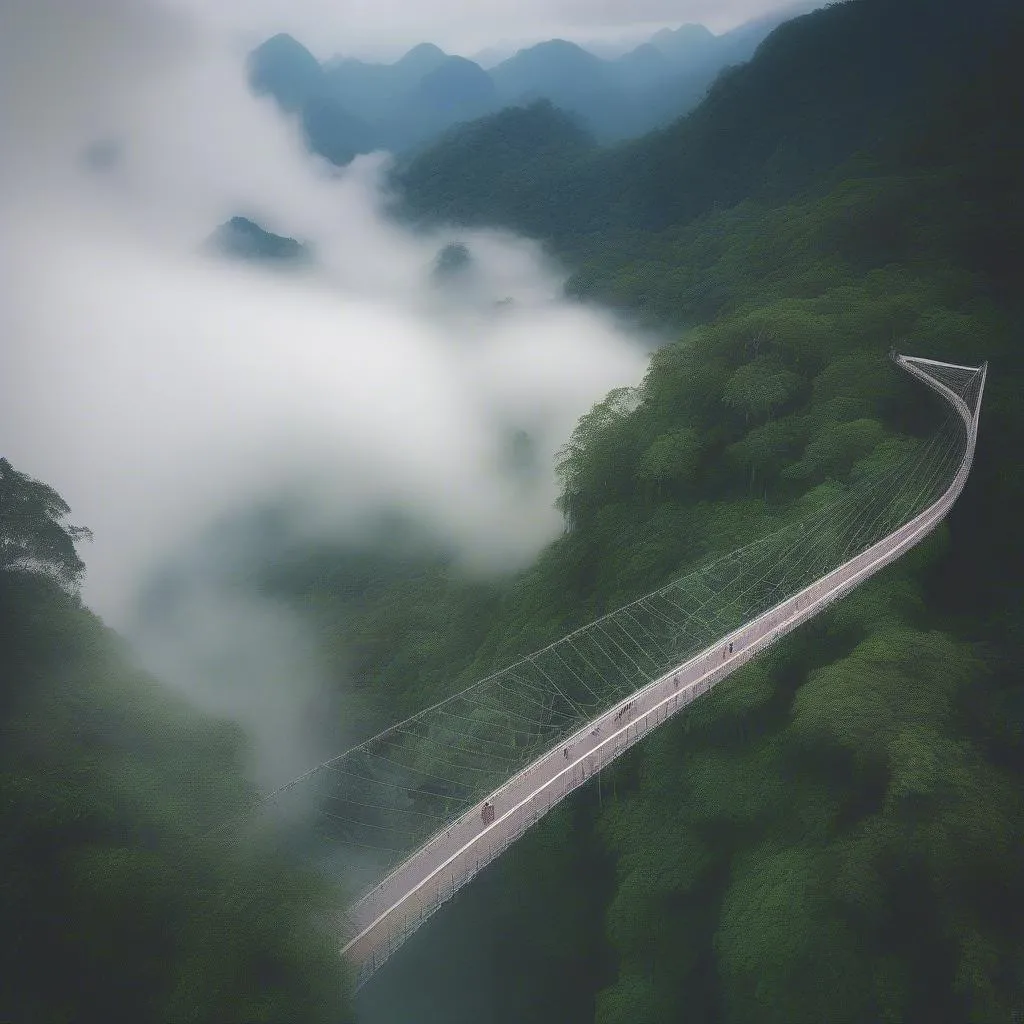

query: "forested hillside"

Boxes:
[0, 459, 354, 1022]
[344, 0, 1024, 1019]
[6, 0, 1023, 1019]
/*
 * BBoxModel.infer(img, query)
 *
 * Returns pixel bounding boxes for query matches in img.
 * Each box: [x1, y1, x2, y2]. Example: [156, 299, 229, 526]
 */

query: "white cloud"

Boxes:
[0, 0, 653, 786]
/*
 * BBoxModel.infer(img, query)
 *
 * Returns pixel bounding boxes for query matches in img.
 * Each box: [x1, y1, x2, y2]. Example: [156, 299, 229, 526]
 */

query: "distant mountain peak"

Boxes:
[206, 217, 311, 265]
[676, 23, 716, 41]
[491, 38, 608, 99]
[521, 38, 595, 58]
[247, 33, 323, 111]
[399, 42, 446, 62]
[395, 41, 449, 74]
[649, 22, 717, 59]
[416, 55, 495, 107]
[255, 32, 315, 58]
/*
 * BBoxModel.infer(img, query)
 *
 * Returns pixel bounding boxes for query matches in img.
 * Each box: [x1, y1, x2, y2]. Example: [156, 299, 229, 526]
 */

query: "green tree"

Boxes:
[0, 457, 91, 590]
[721, 357, 803, 424]
[637, 427, 701, 495]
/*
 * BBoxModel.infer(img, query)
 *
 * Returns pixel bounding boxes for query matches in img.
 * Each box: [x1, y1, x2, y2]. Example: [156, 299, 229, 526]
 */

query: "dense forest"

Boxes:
[4, 0, 1023, 1019]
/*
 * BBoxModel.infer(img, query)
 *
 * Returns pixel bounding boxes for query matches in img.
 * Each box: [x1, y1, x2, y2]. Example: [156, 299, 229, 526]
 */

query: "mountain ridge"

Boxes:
[245, 7, 816, 163]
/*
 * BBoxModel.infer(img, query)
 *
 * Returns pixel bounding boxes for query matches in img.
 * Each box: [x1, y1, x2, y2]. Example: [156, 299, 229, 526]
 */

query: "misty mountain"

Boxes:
[248, 33, 324, 112]
[321, 47, 447, 121]
[490, 39, 612, 106]
[617, 1, 828, 135]
[648, 22, 716, 60]
[380, 56, 499, 149]
[205, 216, 311, 265]
[392, 101, 599, 238]
[391, 42, 450, 83]
[396, 0, 1015, 242]
[248, 35, 379, 166]
[246, 6, 820, 163]
[611, 41, 673, 92]
[487, 38, 643, 141]
[301, 95, 379, 165]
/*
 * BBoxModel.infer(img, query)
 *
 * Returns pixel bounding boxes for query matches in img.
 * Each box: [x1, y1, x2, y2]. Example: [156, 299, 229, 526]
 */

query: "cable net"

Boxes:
[218, 357, 985, 900]
[902, 356, 986, 417]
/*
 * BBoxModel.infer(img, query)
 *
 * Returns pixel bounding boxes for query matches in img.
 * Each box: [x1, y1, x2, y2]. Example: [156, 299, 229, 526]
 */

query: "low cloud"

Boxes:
[0, 0, 650, 790]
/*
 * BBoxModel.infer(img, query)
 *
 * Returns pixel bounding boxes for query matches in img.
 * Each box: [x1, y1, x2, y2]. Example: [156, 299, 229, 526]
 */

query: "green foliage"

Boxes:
[783, 417, 887, 483]
[243, 2, 1024, 1018]
[0, 458, 91, 591]
[721, 357, 803, 423]
[556, 387, 643, 524]
[0, 464, 353, 1022]
[637, 427, 701, 492]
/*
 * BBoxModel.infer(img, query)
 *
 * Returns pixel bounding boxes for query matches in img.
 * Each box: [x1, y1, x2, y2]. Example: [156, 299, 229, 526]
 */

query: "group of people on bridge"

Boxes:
[614, 700, 637, 723]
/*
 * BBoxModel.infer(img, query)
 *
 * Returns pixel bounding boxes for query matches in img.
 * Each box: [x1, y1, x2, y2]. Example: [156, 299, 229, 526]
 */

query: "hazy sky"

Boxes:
[165, 0, 812, 60]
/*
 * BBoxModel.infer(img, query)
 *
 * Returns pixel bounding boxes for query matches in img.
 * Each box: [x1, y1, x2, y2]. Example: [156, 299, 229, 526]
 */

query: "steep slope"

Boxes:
[618, 0, 1011, 229]
[628, 3, 824, 134]
[246, 35, 378, 166]
[301, 95, 379, 165]
[397, 0, 1019, 243]
[392, 100, 600, 238]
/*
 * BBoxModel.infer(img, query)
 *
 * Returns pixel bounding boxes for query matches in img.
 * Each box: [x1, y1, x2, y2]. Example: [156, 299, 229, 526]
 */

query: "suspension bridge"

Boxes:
[232, 353, 987, 987]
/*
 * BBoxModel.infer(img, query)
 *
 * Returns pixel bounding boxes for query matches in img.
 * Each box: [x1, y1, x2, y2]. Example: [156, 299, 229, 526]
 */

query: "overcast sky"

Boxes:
[166, 0, 814, 60]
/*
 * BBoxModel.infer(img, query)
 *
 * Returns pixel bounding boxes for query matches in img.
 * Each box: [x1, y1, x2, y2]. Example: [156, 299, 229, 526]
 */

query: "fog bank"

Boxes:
[0, 0, 651, 789]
